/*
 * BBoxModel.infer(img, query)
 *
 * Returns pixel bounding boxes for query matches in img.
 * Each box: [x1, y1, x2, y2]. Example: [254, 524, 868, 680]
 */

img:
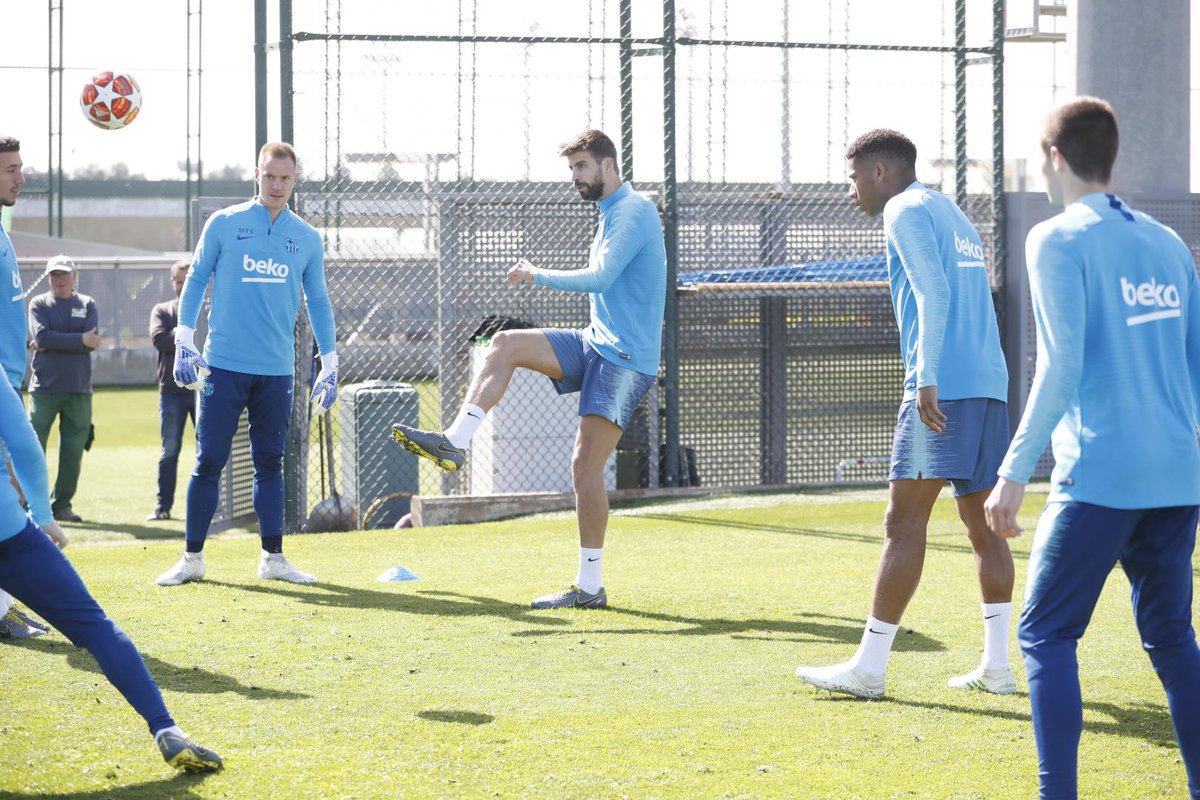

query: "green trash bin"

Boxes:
[338, 380, 420, 529]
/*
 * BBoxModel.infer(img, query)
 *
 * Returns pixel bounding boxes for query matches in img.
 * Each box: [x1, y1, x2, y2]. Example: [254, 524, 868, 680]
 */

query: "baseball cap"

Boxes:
[45, 254, 75, 274]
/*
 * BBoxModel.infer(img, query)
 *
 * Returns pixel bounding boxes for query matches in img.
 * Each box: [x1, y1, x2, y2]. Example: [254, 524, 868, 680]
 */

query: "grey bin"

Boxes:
[338, 380, 420, 529]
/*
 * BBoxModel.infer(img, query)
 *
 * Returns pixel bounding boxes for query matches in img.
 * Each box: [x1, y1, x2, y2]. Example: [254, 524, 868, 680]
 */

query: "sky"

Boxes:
[1, 0, 1196, 191]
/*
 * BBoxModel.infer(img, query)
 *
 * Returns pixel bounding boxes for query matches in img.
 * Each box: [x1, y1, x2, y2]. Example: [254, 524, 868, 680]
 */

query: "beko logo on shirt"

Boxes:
[953, 231, 985, 267]
[242, 254, 289, 284]
[1121, 275, 1181, 326]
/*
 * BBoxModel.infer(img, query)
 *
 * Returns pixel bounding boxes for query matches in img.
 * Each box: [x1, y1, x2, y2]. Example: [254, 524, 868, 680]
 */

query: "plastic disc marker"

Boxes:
[377, 566, 420, 582]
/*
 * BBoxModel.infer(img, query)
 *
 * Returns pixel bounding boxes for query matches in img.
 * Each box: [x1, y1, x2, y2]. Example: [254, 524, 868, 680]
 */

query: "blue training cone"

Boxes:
[377, 566, 420, 582]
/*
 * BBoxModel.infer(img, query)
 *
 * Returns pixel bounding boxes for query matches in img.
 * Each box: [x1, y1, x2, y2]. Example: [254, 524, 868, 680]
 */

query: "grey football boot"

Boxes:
[389, 423, 465, 472]
[8, 607, 50, 633]
[155, 729, 224, 773]
[531, 584, 608, 610]
[0, 608, 47, 639]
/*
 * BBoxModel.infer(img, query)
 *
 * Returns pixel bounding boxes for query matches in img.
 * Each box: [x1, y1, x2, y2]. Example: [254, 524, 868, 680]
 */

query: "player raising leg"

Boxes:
[391, 129, 666, 609]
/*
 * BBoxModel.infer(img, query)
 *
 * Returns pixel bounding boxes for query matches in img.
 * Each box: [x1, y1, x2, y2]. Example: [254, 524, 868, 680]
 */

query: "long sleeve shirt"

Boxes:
[883, 182, 1008, 402]
[178, 200, 335, 376]
[0, 377, 52, 540]
[150, 298, 191, 397]
[0, 225, 26, 390]
[533, 182, 667, 376]
[27, 291, 97, 394]
[999, 193, 1200, 508]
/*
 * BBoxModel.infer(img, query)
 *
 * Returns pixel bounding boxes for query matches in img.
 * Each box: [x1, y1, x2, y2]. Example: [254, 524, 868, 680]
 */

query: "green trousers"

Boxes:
[29, 392, 92, 515]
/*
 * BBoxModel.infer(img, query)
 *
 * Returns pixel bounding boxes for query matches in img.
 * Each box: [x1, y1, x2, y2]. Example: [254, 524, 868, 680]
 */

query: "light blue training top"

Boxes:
[0, 225, 26, 389]
[999, 193, 1200, 509]
[883, 182, 1008, 402]
[0, 377, 52, 541]
[533, 182, 667, 376]
[178, 200, 336, 376]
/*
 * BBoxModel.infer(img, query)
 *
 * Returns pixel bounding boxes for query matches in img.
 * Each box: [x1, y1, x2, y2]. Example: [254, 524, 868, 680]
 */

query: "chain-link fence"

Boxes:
[280, 0, 1006, 531]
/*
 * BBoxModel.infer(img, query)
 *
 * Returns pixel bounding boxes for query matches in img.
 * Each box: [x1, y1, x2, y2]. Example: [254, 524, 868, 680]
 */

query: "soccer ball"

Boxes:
[79, 71, 142, 130]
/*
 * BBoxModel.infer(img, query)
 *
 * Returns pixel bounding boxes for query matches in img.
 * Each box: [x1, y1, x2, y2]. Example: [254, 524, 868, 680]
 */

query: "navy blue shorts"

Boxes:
[543, 328, 655, 431]
[889, 397, 1010, 496]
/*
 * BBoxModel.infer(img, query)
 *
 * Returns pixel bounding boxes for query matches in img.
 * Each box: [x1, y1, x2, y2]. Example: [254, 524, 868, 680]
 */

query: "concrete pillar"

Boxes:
[1073, 0, 1189, 193]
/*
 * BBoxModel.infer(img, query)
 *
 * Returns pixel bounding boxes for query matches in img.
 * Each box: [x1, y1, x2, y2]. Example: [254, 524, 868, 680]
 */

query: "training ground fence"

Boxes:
[271, 0, 1008, 532]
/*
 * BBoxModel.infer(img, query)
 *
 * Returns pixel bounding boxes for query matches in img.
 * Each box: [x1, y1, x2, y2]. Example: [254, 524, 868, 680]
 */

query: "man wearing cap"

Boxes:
[27, 255, 101, 524]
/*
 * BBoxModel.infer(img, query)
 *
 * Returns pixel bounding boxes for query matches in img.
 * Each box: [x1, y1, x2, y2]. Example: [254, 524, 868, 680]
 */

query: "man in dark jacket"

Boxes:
[27, 255, 101, 523]
[147, 260, 195, 521]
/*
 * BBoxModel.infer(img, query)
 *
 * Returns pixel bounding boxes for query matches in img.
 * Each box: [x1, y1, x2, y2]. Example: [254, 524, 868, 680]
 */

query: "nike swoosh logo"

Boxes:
[868, 628, 887, 635]
[237, 234, 253, 240]
[466, 412, 482, 419]
[436, 442, 460, 455]
[587, 557, 600, 562]
[983, 614, 1000, 620]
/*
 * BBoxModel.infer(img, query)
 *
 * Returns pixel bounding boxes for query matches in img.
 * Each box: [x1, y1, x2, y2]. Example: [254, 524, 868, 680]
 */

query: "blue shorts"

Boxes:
[889, 397, 1009, 496]
[543, 328, 656, 431]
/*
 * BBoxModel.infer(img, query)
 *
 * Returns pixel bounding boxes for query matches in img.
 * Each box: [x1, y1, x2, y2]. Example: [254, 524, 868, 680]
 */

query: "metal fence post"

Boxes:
[954, 0, 967, 209]
[437, 192, 463, 496]
[619, 0, 634, 182]
[759, 204, 788, 484]
[662, 0, 680, 488]
[110, 261, 122, 349]
[254, 0, 268, 157]
[280, 0, 294, 146]
[992, 0, 1007, 298]
[284, 314, 308, 534]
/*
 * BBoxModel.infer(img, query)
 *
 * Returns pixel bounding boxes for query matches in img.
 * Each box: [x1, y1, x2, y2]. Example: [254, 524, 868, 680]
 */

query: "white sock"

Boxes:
[849, 616, 899, 676]
[0, 589, 12, 617]
[575, 547, 603, 594]
[981, 601, 1012, 670]
[153, 724, 184, 742]
[444, 403, 486, 449]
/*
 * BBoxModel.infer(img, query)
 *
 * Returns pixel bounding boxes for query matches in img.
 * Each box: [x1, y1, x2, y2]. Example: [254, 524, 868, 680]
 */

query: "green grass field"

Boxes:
[1, 388, 1197, 799]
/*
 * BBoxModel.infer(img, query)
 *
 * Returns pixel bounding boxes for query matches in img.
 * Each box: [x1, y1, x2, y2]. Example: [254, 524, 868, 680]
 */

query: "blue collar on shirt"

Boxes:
[597, 181, 633, 213]
[252, 200, 292, 227]
[1074, 191, 1133, 221]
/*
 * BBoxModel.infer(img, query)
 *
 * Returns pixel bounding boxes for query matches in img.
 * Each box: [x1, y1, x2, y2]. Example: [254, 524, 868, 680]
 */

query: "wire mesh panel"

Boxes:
[282, 0, 1007, 523]
[286, 2, 641, 520]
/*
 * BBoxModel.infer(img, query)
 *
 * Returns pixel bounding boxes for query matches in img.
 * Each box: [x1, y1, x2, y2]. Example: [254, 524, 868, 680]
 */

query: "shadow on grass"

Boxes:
[858, 696, 1179, 748]
[61, 520, 184, 541]
[418, 709, 494, 725]
[203, 581, 570, 627]
[16, 638, 308, 700]
[628, 512, 1030, 562]
[0, 772, 210, 799]
[512, 609, 944, 652]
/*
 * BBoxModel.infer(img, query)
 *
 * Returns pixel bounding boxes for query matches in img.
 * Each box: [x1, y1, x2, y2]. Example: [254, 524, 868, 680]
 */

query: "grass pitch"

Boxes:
[1, 388, 1195, 799]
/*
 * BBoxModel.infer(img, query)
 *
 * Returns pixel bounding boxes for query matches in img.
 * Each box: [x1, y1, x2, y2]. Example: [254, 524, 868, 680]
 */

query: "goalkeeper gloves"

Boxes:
[172, 325, 210, 390]
[310, 351, 338, 412]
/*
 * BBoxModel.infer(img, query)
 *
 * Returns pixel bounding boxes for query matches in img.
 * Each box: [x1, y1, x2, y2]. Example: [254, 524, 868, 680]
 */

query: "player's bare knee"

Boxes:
[882, 506, 928, 539]
[485, 330, 519, 365]
[571, 446, 608, 488]
[964, 522, 996, 549]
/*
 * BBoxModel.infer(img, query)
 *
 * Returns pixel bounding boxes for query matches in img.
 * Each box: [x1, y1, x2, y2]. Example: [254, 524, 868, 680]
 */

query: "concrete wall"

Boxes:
[1073, 0, 1190, 193]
